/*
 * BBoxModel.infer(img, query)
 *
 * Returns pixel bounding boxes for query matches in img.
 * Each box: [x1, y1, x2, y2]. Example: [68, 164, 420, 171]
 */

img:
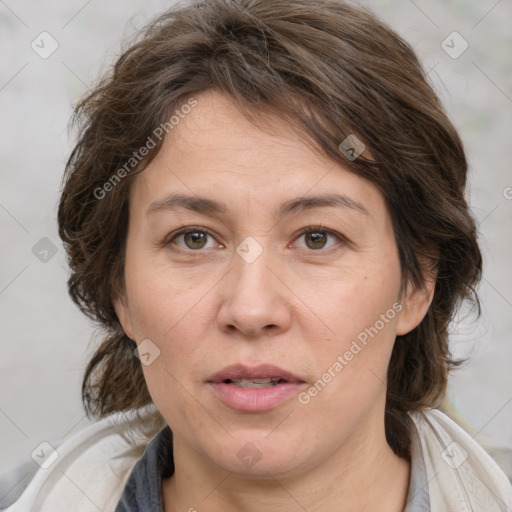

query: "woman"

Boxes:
[4, 0, 512, 510]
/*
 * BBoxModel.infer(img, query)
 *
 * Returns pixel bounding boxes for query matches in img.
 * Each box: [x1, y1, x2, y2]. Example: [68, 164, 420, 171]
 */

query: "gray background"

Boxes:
[1, 0, 511, 484]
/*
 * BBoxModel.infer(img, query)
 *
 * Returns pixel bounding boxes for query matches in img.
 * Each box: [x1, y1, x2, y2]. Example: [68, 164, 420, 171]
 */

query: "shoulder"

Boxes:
[1, 405, 166, 512]
[407, 407, 512, 510]
[409, 407, 512, 482]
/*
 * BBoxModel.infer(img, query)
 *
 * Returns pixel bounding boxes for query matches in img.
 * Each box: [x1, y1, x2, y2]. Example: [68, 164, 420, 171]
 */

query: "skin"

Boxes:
[114, 89, 436, 512]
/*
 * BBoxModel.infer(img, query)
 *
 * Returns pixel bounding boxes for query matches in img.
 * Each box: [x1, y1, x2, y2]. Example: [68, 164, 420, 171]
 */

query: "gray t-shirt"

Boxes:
[114, 425, 430, 511]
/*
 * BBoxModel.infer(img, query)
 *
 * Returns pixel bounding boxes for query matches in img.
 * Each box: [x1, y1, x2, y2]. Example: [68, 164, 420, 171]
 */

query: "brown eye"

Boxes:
[183, 231, 209, 250]
[304, 231, 328, 250]
[166, 227, 218, 253]
[294, 227, 343, 252]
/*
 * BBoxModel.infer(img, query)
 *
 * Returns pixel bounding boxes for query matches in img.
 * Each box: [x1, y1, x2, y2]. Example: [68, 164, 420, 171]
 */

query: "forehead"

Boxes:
[163, 90, 320, 168]
[129, 89, 386, 219]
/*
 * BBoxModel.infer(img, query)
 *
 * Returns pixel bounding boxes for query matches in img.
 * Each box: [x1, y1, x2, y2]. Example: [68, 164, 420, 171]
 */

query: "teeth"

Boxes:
[229, 378, 280, 388]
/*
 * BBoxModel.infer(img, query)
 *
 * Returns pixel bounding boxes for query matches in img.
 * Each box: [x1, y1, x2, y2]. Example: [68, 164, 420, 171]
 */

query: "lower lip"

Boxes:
[208, 381, 305, 412]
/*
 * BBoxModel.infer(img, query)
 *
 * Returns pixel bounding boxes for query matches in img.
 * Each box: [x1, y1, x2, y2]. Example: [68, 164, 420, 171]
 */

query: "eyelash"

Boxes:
[164, 225, 346, 255]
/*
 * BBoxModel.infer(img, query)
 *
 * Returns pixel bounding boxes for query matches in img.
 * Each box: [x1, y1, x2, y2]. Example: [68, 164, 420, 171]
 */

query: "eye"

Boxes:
[166, 227, 220, 252]
[292, 226, 344, 251]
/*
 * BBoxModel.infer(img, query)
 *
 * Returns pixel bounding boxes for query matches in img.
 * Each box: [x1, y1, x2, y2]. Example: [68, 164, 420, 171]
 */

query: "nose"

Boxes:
[216, 240, 293, 339]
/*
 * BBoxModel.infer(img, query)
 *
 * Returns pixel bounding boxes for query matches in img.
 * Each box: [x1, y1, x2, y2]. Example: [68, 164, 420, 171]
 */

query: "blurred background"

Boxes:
[1, 0, 511, 497]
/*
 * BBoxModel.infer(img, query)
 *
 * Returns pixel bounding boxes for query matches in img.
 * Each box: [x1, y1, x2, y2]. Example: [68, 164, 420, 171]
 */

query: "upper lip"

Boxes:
[208, 364, 305, 383]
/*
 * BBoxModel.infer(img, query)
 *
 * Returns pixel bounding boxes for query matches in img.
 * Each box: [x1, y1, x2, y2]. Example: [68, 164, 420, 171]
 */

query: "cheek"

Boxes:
[123, 257, 216, 397]
[313, 267, 401, 346]
[303, 267, 401, 400]
[128, 273, 208, 431]
[123, 250, 212, 340]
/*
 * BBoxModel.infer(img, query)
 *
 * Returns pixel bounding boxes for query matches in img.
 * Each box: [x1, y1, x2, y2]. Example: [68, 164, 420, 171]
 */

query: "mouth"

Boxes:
[207, 364, 306, 412]
[221, 378, 289, 388]
[208, 363, 305, 386]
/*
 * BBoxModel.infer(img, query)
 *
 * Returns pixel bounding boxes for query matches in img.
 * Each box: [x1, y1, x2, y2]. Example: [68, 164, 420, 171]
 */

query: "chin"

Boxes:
[205, 434, 313, 479]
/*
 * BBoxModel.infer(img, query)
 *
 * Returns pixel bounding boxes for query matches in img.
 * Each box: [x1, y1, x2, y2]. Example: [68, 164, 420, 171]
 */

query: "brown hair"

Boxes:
[57, 0, 482, 459]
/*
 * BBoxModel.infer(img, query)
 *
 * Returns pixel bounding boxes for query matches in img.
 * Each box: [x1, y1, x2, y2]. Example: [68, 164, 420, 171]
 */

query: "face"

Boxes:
[114, 89, 433, 478]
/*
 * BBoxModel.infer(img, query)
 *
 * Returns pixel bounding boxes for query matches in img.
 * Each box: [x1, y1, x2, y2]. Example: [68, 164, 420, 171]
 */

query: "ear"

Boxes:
[395, 267, 437, 336]
[113, 292, 136, 340]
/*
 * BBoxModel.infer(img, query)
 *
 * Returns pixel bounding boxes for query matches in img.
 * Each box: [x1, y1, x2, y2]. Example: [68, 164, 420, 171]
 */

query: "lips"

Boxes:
[207, 364, 307, 412]
[207, 363, 305, 384]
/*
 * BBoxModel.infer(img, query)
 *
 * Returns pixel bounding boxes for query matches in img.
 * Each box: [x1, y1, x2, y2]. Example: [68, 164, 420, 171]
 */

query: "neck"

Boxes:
[162, 419, 411, 512]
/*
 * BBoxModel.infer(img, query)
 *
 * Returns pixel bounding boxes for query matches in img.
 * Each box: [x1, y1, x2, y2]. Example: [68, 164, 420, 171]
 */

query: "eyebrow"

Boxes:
[146, 192, 369, 218]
